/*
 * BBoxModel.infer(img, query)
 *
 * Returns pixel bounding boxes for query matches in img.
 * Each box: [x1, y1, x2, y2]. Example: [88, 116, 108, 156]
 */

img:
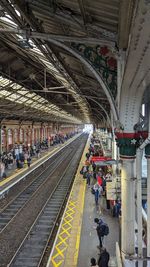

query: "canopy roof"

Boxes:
[0, 0, 134, 124]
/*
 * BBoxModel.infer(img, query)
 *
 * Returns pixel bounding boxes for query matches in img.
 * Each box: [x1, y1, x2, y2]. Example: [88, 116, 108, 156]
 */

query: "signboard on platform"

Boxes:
[91, 156, 118, 166]
[106, 181, 117, 200]
[106, 180, 121, 200]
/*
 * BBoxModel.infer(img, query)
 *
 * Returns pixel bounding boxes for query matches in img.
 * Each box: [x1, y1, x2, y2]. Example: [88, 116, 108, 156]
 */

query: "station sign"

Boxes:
[91, 156, 118, 166]
[106, 180, 121, 200]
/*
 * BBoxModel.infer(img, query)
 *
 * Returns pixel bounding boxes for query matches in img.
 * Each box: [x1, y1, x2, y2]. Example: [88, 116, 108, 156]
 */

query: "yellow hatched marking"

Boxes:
[49, 138, 90, 267]
[51, 258, 64, 267]
[58, 236, 70, 245]
[59, 229, 71, 238]
[52, 246, 66, 259]
[51, 186, 86, 267]
[50, 200, 77, 266]
[73, 179, 86, 265]
[56, 237, 69, 247]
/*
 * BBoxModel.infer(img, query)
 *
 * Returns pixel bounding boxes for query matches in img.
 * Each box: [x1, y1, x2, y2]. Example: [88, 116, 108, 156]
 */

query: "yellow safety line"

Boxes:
[73, 180, 86, 265]
[48, 138, 89, 267]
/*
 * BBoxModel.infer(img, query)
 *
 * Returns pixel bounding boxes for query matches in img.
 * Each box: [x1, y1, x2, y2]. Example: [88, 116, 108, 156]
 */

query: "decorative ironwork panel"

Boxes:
[71, 43, 117, 99]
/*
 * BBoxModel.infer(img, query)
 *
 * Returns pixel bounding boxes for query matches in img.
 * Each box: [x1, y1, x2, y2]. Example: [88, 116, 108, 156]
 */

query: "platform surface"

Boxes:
[47, 138, 119, 267]
[0, 135, 80, 194]
[0, 146, 59, 192]
[77, 187, 119, 267]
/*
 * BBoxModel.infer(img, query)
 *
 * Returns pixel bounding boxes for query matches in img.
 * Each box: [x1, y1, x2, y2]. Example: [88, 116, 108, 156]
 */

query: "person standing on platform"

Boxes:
[86, 152, 90, 160]
[36, 148, 40, 158]
[82, 165, 88, 179]
[94, 218, 109, 249]
[97, 175, 103, 186]
[98, 248, 110, 267]
[15, 146, 19, 160]
[86, 171, 92, 188]
[90, 258, 99, 267]
[93, 182, 103, 205]
[92, 162, 96, 172]
[24, 151, 28, 165]
[19, 145, 23, 160]
[94, 218, 104, 249]
[27, 155, 31, 168]
[0, 161, 5, 179]
[92, 162, 97, 179]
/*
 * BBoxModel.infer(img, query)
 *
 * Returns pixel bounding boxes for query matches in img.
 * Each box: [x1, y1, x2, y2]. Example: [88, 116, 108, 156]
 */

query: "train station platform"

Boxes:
[0, 134, 81, 195]
[47, 137, 119, 267]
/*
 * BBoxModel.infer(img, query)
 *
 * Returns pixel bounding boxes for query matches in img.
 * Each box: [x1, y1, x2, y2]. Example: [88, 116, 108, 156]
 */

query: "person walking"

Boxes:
[98, 248, 110, 267]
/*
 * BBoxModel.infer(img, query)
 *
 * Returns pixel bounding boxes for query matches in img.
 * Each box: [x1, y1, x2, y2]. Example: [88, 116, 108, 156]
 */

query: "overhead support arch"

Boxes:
[91, 108, 108, 128]
[30, 34, 119, 122]
[84, 96, 112, 127]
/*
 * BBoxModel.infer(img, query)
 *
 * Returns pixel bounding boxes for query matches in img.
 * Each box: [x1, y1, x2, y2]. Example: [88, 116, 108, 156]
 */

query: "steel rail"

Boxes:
[0, 149, 70, 233]
[0, 133, 82, 197]
[7, 136, 87, 267]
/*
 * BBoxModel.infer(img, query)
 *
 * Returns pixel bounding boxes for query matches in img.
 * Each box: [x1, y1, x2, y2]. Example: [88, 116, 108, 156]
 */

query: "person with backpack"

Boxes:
[98, 248, 110, 267]
[94, 218, 109, 249]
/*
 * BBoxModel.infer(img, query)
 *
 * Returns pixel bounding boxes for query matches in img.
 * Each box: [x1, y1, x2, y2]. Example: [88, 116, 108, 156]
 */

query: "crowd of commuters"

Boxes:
[84, 134, 146, 266]
[80, 134, 113, 267]
[0, 132, 77, 179]
[80, 135, 113, 207]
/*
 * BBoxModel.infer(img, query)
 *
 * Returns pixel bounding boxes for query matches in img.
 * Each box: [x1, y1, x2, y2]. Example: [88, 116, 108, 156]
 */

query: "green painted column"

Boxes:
[116, 132, 138, 256]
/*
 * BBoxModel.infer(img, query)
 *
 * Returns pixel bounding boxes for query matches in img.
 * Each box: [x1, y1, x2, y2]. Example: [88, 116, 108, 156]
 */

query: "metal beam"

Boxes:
[0, 28, 116, 47]
[31, 3, 117, 41]
[31, 32, 116, 47]
[118, 0, 135, 48]
[10, 1, 89, 120]
[0, 4, 86, 120]
[0, 0, 22, 26]
[91, 108, 108, 126]
[77, 0, 88, 25]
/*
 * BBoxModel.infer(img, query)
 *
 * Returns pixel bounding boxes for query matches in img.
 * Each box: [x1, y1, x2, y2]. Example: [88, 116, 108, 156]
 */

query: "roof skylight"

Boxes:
[0, 76, 81, 123]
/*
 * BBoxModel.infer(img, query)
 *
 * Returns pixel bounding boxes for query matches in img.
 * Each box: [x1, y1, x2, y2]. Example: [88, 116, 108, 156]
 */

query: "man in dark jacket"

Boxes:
[98, 248, 110, 267]
[94, 218, 105, 248]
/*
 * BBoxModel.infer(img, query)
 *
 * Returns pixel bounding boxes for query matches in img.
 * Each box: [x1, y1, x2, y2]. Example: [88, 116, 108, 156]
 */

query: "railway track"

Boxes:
[0, 149, 70, 232]
[0, 134, 88, 267]
[0, 141, 74, 209]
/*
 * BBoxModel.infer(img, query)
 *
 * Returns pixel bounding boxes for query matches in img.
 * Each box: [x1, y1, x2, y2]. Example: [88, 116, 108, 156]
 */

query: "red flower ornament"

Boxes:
[100, 46, 109, 56]
[107, 57, 117, 68]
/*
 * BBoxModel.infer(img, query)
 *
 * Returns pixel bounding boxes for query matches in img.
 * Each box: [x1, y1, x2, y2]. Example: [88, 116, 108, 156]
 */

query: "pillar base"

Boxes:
[121, 158, 135, 256]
